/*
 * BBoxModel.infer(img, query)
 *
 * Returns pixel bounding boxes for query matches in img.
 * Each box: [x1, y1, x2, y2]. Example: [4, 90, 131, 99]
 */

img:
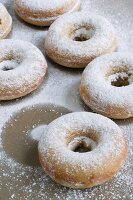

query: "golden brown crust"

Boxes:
[39, 144, 128, 189]
[0, 68, 46, 100]
[45, 37, 117, 68]
[80, 84, 132, 119]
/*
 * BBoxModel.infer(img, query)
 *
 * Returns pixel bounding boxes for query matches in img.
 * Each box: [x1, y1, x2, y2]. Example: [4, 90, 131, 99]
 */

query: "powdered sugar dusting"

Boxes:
[0, 0, 133, 199]
[108, 72, 132, 85]
[14, 0, 80, 26]
[39, 112, 127, 188]
[0, 39, 47, 99]
[0, 59, 18, 71]
[45, 12, 117, 58]
[80, 52, 133, 118]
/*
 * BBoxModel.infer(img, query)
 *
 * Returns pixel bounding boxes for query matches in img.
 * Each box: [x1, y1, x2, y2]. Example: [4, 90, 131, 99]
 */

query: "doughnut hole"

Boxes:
[67, 131, 98, 153]
[0, 52, 23, 71]
[107, 66, 133, 87]
[70, 25, 95, 42]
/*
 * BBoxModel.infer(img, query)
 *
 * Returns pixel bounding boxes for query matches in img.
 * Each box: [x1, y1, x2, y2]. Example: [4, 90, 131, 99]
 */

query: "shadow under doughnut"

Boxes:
[2, 103, 71, 166]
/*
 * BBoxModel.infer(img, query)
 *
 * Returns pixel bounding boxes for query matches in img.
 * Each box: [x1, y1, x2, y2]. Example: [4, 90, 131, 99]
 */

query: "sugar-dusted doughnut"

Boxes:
[80, 52, 133, 119]
[38, 112, 127, 189]
[0, 39, 47, 100]
[45, 12, 117, 68]
[0, 3, 12, 39]
[14, 0, 80, 26]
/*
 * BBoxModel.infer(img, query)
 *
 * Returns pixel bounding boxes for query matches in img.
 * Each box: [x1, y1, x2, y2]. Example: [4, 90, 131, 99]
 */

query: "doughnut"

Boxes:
[80, 52, 133, 119]
[0, 39, 47, 100]
[45, 12, 117, 68]
[14, 0, 80, 26]
[0, 3, 12, 39]
[38, 112, 127, 189]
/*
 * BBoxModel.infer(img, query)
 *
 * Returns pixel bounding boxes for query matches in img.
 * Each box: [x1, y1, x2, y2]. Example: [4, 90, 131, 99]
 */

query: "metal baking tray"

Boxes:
[0, 0, 133, 199]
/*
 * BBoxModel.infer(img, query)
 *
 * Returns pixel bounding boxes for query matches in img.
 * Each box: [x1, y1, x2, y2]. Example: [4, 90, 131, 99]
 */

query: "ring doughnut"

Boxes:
[38, 112, 127, 189]
[0, 39, 47, 100]
[14, 0, 80, 26]
[45, 12, 117, 68]
[80, 52, 133, 119]
[0, 3, 12, 39]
